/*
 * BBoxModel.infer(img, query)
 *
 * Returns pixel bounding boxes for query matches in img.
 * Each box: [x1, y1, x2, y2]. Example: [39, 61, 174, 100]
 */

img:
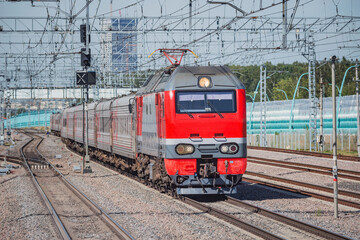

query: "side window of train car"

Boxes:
[100, 116, 104, 132]
[104, 117, 111, 133]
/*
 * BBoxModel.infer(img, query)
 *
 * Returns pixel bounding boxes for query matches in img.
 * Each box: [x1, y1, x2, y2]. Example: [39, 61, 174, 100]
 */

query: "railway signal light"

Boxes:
[76, 71, 96, 85]
[80, 24, 90, 43]
[81, 48, 91, 67]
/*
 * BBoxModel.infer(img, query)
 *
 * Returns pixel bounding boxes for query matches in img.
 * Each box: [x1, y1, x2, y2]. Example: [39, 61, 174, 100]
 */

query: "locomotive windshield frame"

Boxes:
[175, 90, 237, 114]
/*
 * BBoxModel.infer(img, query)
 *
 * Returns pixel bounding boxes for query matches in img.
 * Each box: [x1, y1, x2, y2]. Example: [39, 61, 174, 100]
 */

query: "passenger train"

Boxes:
[51, 63, 247, 195]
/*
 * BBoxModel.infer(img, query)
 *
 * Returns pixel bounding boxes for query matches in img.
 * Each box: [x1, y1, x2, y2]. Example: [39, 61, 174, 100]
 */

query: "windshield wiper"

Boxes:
[206, 100, 224, 118]
[177, 104, 194, 118]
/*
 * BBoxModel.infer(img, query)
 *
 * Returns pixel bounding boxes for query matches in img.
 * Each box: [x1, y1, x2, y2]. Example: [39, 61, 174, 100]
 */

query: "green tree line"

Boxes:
[228, 57, 359, 102]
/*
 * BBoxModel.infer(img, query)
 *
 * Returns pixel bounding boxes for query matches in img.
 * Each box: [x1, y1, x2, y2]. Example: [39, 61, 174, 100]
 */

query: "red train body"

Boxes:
[51, 65, 247, 195]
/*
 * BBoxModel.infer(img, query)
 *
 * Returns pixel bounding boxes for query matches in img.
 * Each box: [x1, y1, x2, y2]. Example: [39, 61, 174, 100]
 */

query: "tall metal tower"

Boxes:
[100, 18, 112, 86]
[306, 32, 317, 151]
[260, 65, 267, 147]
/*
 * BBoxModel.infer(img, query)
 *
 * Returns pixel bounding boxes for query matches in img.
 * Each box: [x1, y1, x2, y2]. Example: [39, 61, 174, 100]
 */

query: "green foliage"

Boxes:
[229, 58, 358, 102]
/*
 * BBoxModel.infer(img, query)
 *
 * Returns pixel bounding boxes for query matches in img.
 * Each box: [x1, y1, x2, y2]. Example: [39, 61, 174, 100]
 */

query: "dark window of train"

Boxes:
[159, 75, 169, 84]
[104, 117, 111, 132]
[176, 90, 236, 113]
[142, 74, 154, 87]
[146, 104, 148, 115]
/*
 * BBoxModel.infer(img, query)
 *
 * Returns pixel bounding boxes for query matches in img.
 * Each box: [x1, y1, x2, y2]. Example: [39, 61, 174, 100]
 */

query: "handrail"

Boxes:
[289, 72, 308, 130]
[336, 64, 359, 128]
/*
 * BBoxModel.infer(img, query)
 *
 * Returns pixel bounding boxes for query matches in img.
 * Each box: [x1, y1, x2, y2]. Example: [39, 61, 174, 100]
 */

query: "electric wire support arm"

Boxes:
[148, 49, 198, 66]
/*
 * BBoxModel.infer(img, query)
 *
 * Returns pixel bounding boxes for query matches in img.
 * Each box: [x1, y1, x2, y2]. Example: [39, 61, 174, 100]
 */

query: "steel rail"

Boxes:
[248, 146, 360, 162]
[243, 177, 360, 209]
[181, 197, 285, 240]
[247, 158, 360, 181]
[246, 171, 360, 199]
[66, 141, 283, 240]
[63, 134, 354, 239]
[33, 134, 134, 240]
[20, 137, 71, 240]
[225, 197, 352, 240]
[248, 156, 360, 177]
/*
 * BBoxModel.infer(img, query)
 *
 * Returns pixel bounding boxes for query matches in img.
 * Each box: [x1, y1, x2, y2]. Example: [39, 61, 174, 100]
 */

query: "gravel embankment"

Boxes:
[0, 167, 60, 240]
[0, 131, 31, 159]
[37, 134, 360, 239]
[244, 148, 360, 239]
[39, 135, 259, 240]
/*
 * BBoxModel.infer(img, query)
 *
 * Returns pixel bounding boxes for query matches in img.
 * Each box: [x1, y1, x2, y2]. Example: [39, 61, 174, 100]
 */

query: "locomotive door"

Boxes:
[135, 96, 143, 155]
[155, 93, 165, 158]
[130, 98, 136, 158]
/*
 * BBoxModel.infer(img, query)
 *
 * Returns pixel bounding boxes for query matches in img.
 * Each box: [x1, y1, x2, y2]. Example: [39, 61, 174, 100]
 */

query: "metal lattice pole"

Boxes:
[356, 63, 360, 157]
[260, 65, 267, 147]
[307, 33, 317, 151]
[319, 75, 324, 152]
[331, 56, 338, 218]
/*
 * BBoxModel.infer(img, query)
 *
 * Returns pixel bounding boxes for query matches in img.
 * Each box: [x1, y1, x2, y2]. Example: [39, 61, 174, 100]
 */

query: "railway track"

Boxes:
[247, 156, 360, 181]
[243, 176, 360, 209]
[223, 196, 351, 240]
[248, 146, 360, 162]
[63, 138, 354, 240]
[181, 196, 352, 240]
[245, 171, 360, 199]
[20, 133, 133, 240]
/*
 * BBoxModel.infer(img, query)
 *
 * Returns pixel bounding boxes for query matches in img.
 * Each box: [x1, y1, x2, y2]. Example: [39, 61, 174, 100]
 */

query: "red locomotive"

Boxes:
[51, 50, 247, 195]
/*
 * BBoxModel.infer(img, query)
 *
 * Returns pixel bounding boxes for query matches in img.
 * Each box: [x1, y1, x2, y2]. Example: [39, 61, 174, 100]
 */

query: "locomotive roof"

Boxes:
[137, 65, 245, 95]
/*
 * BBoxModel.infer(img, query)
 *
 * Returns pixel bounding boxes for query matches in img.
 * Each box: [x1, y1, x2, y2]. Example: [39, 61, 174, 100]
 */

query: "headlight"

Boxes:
[220, 143, 239, 154]
[176, 144, 195, 155]
[198, 76, 212, 88]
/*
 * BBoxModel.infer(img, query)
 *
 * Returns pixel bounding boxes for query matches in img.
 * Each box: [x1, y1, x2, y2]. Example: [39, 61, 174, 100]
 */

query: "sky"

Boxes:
[0, 0, 360, 90]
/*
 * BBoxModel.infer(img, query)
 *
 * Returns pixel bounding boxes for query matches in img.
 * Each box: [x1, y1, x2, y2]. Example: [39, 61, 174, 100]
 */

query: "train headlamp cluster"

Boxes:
[198, 76, 212, 88]
[175, 144, 195, 155]
[220, 143, 239, 154]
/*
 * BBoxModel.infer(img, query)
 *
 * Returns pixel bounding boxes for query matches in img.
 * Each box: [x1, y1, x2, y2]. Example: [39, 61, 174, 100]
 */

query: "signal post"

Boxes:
[76, 0, 95, 174]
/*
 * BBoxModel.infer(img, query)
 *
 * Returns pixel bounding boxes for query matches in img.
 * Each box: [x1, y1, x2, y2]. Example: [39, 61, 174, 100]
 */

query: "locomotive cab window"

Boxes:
[176, 91, 236, 113]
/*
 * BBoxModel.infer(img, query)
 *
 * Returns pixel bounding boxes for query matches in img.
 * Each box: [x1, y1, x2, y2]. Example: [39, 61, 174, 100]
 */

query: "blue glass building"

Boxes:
[111, 18, 138, 73]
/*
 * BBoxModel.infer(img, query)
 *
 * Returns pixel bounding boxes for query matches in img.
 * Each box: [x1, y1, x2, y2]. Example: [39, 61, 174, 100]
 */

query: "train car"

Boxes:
[59, 63, 246, 195]
[73, 105, 84, 144]
[50, 113, 62, 136]
[88, 102, 98, 148]
[95, 100, 113, 153]
[60, 108, 69, 139]
[111, 94, 136, 159]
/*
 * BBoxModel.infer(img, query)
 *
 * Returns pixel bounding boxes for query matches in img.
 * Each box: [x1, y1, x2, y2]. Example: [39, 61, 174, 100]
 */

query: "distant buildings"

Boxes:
[100, 18, 138, 85]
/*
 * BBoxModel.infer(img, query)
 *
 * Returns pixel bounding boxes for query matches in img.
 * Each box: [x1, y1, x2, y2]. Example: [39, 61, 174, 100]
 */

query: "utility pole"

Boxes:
[331, 56, 338, 218]
[282, 0, 287, 49]
[0, 81, 4, 146]
[319, 74, 324, 152]
[260, 65, 267, 147]
[356, 60, 360, 157]
[307, 33, 317, 152]
[189, 0, 193, 48]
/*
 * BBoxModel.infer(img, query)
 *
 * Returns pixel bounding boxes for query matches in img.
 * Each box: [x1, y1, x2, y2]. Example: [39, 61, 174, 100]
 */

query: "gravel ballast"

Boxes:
[39, 135, 258, 240]
[244, 148, 360, 239]
[15, 133, 360, 239]
[0, 167, 60, 240]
